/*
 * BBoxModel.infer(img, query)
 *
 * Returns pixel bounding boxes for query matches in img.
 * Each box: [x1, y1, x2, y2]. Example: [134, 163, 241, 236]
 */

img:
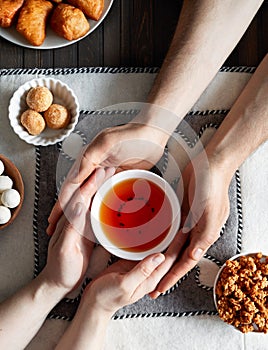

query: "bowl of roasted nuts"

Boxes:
[8, 78, 79, 146]
[214, 252, 268, 333]
[0, 154, 24, 230]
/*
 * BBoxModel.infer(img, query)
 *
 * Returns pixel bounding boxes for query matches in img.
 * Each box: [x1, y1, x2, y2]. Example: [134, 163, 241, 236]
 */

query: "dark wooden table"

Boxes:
[0, 0, 267, 70]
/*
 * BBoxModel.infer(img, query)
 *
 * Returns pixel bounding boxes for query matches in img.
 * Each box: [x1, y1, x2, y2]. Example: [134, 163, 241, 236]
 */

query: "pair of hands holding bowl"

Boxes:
[45, 166, 166, 309]
[47, 119, 231, 299]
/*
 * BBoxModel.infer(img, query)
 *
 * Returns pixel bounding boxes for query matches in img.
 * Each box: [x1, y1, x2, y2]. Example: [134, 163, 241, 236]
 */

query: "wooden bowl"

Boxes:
[0, 154, 24, 230]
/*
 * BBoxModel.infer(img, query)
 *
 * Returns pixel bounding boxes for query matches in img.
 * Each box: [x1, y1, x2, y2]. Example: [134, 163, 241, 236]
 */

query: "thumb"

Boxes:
[124, 253, 165, 291]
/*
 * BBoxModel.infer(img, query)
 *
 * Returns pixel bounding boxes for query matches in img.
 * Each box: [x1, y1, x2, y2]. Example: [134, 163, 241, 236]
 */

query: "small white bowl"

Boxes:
[8, 78, 80, 146]
[91, 169, 181, 260]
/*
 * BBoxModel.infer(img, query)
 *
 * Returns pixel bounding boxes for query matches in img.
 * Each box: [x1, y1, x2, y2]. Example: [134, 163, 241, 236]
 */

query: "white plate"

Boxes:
[0, 0, 114, 50]
[8, 78, 80, 146]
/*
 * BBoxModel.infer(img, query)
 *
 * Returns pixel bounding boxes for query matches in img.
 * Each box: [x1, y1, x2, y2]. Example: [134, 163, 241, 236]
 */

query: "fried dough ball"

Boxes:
[26, 86, 53, 112]
[50, 3, 90, 41]
[44, 104, 71, 129]
[21, 109, 46, 135]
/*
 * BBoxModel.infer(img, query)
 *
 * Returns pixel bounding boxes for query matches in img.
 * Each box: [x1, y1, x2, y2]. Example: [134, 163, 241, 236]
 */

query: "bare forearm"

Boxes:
[145, 0, 263, 132]
[56, 298, 112, 350]
[0, 272, 66, 349]
[206, 54, 268, 178]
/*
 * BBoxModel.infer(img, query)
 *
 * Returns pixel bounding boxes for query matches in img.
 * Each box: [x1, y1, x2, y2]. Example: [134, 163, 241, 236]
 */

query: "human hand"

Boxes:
[150, 154, 232, 297]
[41, 168, 114, 295]
[47, 121, 168, 235]
[82, 253, 166, 317]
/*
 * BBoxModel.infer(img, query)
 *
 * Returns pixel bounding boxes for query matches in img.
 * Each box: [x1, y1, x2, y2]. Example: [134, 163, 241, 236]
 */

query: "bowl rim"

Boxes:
[0, 154, 24, 230]
[90, 169, 181, 260]
[8, 77, 80, 146]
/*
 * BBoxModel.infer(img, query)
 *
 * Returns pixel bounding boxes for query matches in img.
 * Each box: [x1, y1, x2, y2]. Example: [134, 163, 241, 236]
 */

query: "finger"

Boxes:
[123, 253, 165, 292]
[97, 259, 138, 277]
[178, 176, 191, 232]
[155, 246, 198, 294]
[55, 202, 86, 247]
[149, 229, 189, 298]
[61, 168, 109, 236]
[48, 143, 104, 228]
[47, 167, 115, 236]
[47, 181, 79, 228]
[155, 220, 220, 294]
[48, 214, 67, 246]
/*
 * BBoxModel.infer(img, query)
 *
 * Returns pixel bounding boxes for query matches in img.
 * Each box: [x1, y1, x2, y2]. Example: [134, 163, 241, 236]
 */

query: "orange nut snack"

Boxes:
[215, 253, 268, 333]
[0, 0, 24, 28]
[67, 0, 104, 21]
[16, 0, 53, 46]
[21, 109, 46, 135]
[50, 3, 90, 41]
[26, 86, 53, 112]
[44, 104, 71, 129]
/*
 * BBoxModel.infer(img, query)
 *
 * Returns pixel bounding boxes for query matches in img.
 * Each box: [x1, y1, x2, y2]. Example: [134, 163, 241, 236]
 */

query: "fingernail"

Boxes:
[152, 291, 161, 299]
[105, 167, 116, 177]
[182, 216, 191, 233]
[95, 167, 105, 182]
[46, 224, 54, 236]
[73, 202, 83, 217]
[192, 248, 204, 261]
[182, 226, 191, 234]
[152, 253, 165, 266]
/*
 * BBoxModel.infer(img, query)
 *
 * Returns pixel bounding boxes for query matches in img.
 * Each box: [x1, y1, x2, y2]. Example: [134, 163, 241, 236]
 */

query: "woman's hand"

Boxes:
[42, 167, 114, 294]
[83, 252, 166, 316]
[55, 252, 166, 350]
[47, 121, 167, 235]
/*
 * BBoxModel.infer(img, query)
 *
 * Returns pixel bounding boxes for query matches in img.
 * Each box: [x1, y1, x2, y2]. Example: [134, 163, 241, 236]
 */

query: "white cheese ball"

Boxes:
[0, 160, 4, 175]
[0, 205, 11, 224]
[0, 176, 13, 193]
[1, 189, 21, 208]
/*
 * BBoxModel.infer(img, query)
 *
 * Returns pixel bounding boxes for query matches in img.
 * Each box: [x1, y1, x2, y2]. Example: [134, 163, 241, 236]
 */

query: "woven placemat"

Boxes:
[33, 109, 242, 320]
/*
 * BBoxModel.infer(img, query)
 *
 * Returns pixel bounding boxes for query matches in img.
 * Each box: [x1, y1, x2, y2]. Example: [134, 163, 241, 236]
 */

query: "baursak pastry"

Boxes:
[16, 0, 53, 46]
[21, 109, 46, 135]
[44, 104, 71, 129]
[50, 3, 90, 41]
[26, 86, 53, 112]
[67, 0, 104, 21]
[1, 188, 21, 208]
[0, 0, 24, 28]
[0, 205, 11, 224]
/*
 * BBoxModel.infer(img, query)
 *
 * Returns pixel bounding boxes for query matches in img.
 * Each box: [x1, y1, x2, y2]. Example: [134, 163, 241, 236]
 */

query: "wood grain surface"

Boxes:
[0, 0, 267, 69]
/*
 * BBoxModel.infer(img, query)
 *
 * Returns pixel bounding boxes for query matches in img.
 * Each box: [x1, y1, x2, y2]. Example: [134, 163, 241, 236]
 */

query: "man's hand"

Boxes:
[150, 155, 231, 297]
[47, 122, 167, 235]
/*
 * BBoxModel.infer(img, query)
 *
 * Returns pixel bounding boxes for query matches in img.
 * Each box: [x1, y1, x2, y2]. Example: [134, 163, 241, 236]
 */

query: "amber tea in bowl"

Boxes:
[91, 169, 180, 260]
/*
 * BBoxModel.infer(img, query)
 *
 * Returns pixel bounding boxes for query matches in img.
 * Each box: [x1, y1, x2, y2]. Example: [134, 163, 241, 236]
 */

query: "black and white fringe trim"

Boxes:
[33, 147, 41, 278]
[113, 310, 218, 320]
[235, 170, 243, 254]
[0, 65, 255, 77]
[0, 67, 159, 76]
